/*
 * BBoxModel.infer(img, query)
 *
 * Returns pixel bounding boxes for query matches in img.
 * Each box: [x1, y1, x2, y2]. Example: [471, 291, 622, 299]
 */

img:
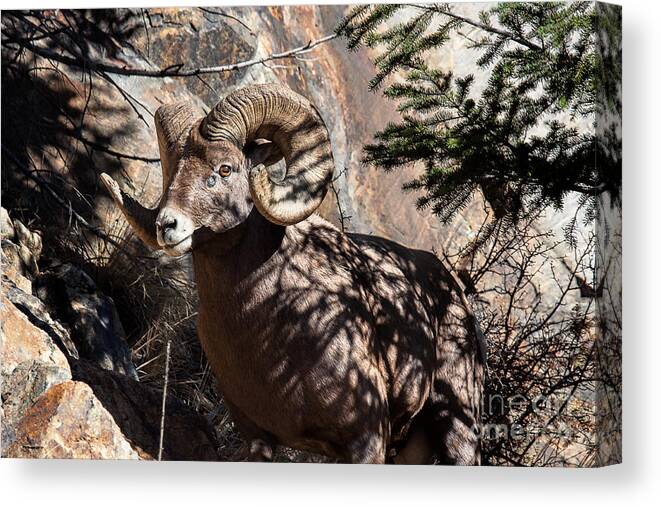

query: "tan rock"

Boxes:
[0, 293, 70, 377]
[5, 381, 139, 459]
[1, 241, 32, 293]
[1, 292, 72, 444]
[3, 277, 78, 359]
[0, 207, 15, 240]
[2, 360, 71, 438]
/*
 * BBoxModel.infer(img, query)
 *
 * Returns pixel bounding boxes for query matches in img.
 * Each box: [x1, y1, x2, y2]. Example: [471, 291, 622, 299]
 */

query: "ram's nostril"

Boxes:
[157, 216, 178, 233]
[163, 217, 177, 231]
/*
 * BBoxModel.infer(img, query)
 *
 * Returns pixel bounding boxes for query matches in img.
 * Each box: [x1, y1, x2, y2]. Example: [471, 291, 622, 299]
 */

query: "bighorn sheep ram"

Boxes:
[101, 84, 485, 464]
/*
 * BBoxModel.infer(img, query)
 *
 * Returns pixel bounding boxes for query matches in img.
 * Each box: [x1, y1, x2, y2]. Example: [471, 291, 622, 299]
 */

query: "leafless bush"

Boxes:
[446, 207, 599, 466]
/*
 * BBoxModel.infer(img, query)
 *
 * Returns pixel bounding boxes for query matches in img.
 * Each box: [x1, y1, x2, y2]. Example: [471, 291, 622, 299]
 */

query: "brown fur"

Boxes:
[189, 211, 484, 464]
[102, 85, 485, 464]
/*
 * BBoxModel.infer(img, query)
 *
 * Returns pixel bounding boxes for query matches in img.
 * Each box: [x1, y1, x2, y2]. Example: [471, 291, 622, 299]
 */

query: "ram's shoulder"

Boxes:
[288, 214, 350, 249]
[347, 232, 438, 267]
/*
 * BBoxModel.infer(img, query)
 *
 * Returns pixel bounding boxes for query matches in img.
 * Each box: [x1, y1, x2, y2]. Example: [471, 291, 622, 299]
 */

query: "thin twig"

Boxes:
[158, 339, 171, 461]
[331, 167, 351, 232]
[198, 7, 255, 35]
[73, 132, 160, 163]
[140, 8, 151, 59]
[1, 144, 125, 251]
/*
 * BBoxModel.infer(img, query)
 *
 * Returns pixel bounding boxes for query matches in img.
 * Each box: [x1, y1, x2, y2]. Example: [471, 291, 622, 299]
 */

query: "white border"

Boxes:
[2, 0, 660, 505]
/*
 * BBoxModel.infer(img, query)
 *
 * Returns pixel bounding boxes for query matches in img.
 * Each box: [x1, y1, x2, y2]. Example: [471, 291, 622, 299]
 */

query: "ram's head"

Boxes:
[101, 84, 335, 256]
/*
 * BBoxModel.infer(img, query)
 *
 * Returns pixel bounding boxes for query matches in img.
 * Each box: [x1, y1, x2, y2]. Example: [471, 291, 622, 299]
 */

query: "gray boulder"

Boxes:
[34, 263, 139, 380]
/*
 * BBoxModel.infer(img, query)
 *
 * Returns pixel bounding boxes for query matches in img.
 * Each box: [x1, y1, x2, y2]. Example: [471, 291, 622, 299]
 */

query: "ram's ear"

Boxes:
[154, 103, 197, 191]
[244, 139, 284, 168]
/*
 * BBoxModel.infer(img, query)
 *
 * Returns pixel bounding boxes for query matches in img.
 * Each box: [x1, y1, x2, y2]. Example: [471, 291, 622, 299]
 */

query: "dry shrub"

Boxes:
[449, 210, 599, 466]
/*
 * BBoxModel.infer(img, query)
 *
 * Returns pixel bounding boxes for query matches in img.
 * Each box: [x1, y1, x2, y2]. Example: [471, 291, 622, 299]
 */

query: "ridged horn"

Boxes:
[155, 102, 197, 191]
[100, 173, 160, 250]
[200, 84, 335, 226]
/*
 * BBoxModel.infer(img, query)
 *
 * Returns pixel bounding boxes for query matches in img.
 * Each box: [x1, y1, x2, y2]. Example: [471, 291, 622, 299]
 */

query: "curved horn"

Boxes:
[100, 173, 160, 250]
[155, 102, 196, 191]
[200, 84, 334, 226]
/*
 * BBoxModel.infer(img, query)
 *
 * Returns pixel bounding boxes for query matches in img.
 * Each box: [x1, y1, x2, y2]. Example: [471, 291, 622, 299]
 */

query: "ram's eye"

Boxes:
[218, 164, 232, 178]
[206, 174, 217, 188]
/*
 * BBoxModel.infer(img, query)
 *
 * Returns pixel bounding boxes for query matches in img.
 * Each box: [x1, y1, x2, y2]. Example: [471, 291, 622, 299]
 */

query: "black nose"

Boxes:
[159, 216, 177, 232]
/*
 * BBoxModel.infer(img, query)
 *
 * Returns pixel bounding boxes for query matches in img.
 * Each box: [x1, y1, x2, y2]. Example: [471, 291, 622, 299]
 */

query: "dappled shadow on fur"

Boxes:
[190, 208, 484, 463]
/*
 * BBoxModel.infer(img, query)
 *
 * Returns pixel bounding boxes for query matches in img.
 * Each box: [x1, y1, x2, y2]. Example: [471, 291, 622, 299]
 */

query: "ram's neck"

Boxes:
[191, 209, 286, 316]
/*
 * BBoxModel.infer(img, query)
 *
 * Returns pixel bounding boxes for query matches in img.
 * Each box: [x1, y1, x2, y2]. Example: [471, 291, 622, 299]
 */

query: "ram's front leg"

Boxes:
[223, 398, 277, 462]
[249, 438, 275, 462]
[345, 433, 388, 464]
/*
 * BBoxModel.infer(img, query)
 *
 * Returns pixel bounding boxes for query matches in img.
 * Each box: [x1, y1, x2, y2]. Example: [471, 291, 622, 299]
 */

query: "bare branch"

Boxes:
[2, 144, 125, 252]
[5, 32, 338, 78]
[198, 7, 255, 35]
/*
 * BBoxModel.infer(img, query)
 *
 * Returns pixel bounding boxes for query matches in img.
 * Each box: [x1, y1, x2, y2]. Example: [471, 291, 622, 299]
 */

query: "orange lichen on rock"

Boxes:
[5, 381, 139, 460]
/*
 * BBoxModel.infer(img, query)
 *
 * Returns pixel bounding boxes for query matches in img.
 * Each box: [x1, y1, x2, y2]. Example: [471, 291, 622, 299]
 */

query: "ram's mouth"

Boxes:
[162, 234, 193, 257]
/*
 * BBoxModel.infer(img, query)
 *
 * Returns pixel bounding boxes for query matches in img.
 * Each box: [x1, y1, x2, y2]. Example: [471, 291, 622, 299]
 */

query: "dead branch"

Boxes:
[198, 7, 255, 35]
[330, 167, 351, 233]
[4, 29, 338, 78]
[2, 144, 127, 252]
